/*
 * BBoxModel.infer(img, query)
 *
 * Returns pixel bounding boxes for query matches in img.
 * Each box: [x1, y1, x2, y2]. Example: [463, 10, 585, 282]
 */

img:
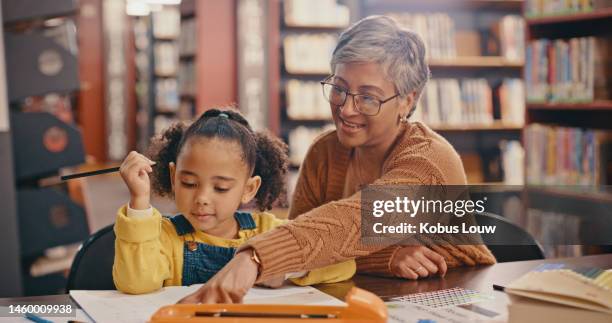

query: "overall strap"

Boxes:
[234, 211, 256, 230]
[168, 214, 194, 236]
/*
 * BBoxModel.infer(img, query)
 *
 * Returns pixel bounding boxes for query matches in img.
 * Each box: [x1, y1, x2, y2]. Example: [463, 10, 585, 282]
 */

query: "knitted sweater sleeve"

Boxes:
[241, 128, 495, 281]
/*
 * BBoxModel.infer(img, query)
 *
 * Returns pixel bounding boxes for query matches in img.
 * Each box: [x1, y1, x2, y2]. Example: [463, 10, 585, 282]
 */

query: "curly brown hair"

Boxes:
[146, 108, 288, 211]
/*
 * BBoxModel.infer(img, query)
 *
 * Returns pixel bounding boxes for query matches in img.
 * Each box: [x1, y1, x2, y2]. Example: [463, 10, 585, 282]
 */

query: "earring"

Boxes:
[399, 114, 409, 124]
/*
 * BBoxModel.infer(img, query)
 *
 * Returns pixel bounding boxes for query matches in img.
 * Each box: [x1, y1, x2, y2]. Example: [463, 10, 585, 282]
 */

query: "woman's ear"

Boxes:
[169, 162, 176, 192]
[241, 175, 262, 204]
[401, 91, 416, 116]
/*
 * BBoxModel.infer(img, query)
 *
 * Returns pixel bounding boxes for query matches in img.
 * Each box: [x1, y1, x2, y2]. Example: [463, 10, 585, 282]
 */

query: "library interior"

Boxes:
[0, 0, 611, 322]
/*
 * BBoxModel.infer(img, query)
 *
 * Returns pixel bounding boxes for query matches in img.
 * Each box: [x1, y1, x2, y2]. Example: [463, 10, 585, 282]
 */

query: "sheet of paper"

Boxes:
[70, 284, 345, 323]
[386, 291, 509, 323]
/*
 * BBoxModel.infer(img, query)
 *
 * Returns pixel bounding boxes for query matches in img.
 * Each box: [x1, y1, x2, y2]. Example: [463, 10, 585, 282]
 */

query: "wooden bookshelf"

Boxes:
[527, 101, 612, 111]
[527, 8, 612, 39]
[284, 70, 330, 77]
[431, 122, 523, 131]
[526, 8, 612, 25]
[428, 56, 523, 68]
[355, 0, 526, 184]
[364, 0, 524, 12]
[282, 23, 349, 31]
[522, 1, 612, 254]
[526, 187, 612, 204]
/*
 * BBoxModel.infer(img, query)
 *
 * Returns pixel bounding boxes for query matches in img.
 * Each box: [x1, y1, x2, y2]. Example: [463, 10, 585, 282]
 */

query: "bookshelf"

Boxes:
[527, 101, 612, 111]
[277, 0, 349, 170]
[522, 1, 612, 257]
[428, 56, 524, 68]
[358, 0, 526, 184]
[362, 0, 525, 12]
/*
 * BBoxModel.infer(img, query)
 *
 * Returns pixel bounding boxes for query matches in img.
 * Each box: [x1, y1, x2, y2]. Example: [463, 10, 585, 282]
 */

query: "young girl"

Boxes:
[112, 108, 355, 294]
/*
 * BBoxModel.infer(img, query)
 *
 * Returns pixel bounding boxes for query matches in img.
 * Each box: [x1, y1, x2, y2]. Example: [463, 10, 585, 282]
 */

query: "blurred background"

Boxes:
[0, 0, 610, 296]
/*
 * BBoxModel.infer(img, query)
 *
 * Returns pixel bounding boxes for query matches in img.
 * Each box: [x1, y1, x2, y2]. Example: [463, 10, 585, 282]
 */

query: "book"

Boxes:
[525, 124, 612, 185]
[526, 37, 611, 103]
[506, 268, 612, 323]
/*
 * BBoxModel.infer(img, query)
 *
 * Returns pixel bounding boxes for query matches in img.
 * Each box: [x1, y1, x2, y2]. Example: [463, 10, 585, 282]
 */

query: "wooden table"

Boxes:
[1, 254, 610, 315]
[318, 254, 612, 301]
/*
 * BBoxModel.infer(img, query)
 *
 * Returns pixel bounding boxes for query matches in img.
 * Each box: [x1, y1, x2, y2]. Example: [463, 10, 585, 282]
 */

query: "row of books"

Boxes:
[178, 60, 196, 96]
[288, 125, 334, 165]
[414, 78, 518, 127]
[525, 124, 612, 185]
[285, 79, 332, 120]
[388, 13, 456, 60]
[525, 0, 610, 17]
[155, 79, 180, 112]
[501, 140, 525, 185]
[178, 18, 196, 57]
[152, 6, 180, 39]
[492, 15, 525, 62]
[154, 42, 179, 76]
[283, 34, 336, 74]
[283, 0, 349, 27]
[526, 37, 610, 103]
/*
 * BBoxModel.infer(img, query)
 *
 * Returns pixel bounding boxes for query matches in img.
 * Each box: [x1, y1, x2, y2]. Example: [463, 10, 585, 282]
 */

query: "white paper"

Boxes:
[387, 291, 509, 323]
[70, 284, 345, 323]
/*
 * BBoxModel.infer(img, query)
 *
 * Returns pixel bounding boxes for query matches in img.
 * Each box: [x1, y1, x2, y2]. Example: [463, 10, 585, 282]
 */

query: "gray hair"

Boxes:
[331, 15, 430, 115]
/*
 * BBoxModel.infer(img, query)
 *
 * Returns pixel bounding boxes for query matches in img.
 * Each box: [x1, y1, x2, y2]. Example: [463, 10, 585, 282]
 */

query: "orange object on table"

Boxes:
[150, 287, 387, 322]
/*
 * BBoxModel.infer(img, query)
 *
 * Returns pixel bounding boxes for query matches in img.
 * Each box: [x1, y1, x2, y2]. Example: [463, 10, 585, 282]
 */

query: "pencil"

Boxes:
[195, 311, 337, 319]
[60, 166, 121, 181]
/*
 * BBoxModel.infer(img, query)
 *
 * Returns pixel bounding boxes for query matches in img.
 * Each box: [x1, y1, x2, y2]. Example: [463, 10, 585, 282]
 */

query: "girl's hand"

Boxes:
[119, 151, 155, 210]
[390, 246, 447, 279]
[178, 249, 259, 303]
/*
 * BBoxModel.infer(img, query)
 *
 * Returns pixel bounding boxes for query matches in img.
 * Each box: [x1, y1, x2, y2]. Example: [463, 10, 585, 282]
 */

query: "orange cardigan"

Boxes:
[243, 122, 496, 281]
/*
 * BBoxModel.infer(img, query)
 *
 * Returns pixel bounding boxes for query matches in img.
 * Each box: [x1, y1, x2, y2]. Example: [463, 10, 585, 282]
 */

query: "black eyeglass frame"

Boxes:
[319, 75, 400, 116]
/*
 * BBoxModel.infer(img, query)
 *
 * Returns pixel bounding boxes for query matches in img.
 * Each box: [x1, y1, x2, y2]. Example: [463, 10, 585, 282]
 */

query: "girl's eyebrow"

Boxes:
[213, 176, 236, 182]
[179, 170, 197, 176]
[180, 170, 235, 182]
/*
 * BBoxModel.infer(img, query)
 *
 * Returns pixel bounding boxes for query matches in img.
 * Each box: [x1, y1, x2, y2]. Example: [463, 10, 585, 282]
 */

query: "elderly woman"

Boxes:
[181, 15, 496, 303]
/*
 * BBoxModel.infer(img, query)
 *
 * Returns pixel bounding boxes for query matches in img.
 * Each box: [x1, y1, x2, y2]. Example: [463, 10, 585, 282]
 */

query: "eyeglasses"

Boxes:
[320, 76, 400, 116]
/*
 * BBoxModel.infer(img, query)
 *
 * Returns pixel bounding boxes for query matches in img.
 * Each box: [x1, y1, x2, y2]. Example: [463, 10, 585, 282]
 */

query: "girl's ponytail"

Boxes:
[253, 131, 289, 210]
[147, 122, 186, 197]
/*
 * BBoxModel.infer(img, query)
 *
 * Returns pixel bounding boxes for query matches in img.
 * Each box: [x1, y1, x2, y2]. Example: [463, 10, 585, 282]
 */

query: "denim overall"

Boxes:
[169, 212, 257, 285]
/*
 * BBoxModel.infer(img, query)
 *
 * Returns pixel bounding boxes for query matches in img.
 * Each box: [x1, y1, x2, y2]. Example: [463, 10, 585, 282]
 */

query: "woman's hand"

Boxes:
[390, 246, 447, 279]
[256, 274, 285, 289]
[119, 151, 155, 210]
[178, 249, 259, 303]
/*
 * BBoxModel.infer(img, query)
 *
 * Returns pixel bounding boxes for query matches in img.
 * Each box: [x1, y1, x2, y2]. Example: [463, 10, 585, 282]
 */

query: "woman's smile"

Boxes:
[338, 115, 366, 134]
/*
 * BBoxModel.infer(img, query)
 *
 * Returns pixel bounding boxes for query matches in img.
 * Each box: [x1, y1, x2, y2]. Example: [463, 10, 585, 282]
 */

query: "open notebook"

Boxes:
[506, 268, 612, 323]
[70, 284, 345, 323]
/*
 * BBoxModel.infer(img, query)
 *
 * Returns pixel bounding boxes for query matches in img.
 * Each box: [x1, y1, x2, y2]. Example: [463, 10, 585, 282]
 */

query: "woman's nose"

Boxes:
[339, 94, 360, 117]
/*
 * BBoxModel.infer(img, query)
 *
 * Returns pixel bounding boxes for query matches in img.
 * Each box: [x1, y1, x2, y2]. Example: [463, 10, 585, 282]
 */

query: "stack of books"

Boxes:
[506, 265, 612, 323]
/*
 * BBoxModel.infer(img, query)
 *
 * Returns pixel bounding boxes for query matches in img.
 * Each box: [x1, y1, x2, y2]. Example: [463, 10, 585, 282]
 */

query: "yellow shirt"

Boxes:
[112, 205, 355, 294]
